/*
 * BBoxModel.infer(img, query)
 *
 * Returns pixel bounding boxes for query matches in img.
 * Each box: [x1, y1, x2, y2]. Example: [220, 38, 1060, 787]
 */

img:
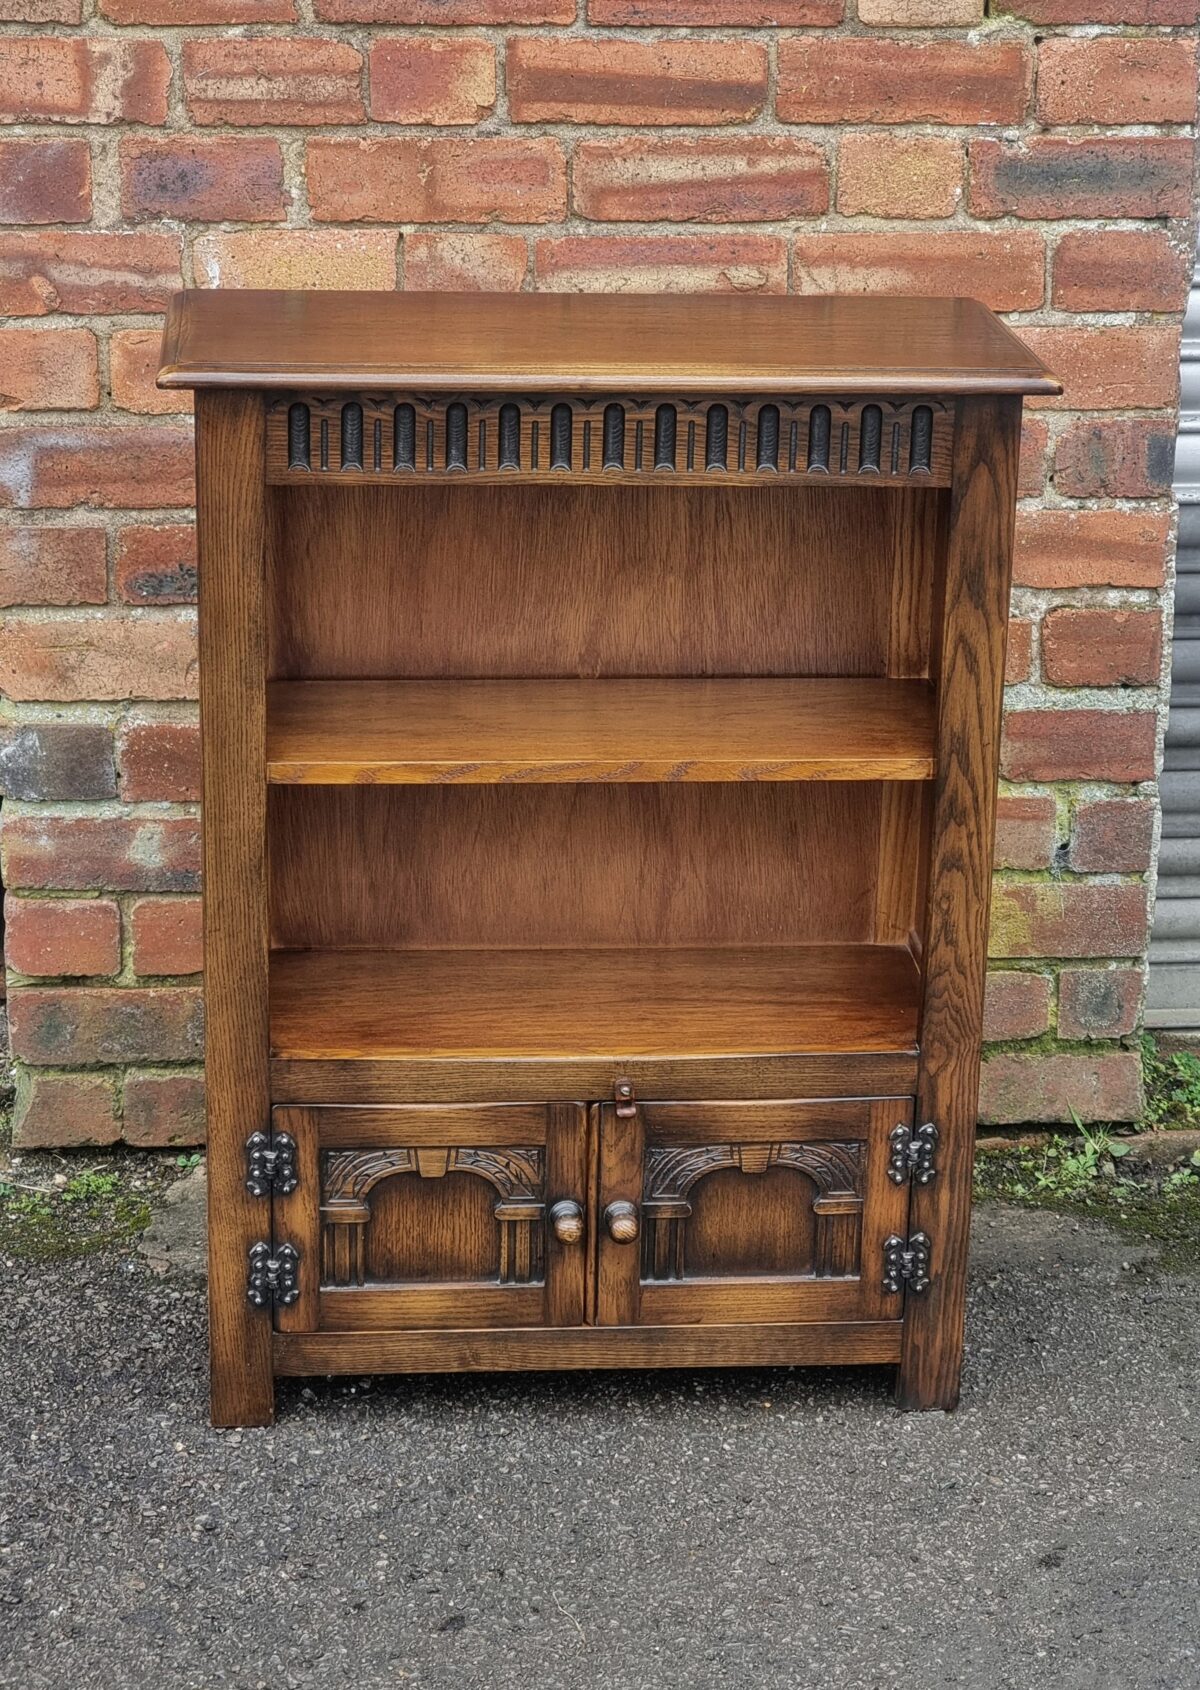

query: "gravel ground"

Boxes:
[1, 1199, 1198, 1690]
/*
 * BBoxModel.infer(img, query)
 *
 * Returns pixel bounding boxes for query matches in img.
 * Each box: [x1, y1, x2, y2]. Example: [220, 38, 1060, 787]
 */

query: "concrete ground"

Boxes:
[1, 1192, 1198, 1690]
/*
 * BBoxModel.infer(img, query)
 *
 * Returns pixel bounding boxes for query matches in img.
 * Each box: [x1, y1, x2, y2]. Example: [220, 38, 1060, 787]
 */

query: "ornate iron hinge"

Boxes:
[882, 1232, 932, 1295]
[244, 1130, 299, 1198]
[887, 1121, 939, 1186]
[246, 1240, 301, 1309]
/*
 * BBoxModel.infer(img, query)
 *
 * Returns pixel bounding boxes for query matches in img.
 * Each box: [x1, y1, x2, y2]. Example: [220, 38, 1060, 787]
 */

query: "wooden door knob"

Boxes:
[604, 1200, 640, 1244]
[549, 1199, 584, 1245]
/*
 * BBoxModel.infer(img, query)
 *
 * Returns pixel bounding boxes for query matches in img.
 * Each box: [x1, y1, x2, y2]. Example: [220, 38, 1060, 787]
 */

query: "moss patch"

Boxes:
[0, 1150, 185, 1262]
[1140, 1034, 1200, 1131]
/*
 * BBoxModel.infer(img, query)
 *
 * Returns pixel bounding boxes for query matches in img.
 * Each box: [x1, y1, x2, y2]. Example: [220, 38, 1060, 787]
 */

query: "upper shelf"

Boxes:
[158, 292, 1061, 398]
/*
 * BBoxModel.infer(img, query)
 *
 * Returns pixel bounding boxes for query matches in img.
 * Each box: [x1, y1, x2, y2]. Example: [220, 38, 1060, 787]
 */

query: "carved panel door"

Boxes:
[271, 1104, 589, 1332]
[594, 1098, 912, 1327]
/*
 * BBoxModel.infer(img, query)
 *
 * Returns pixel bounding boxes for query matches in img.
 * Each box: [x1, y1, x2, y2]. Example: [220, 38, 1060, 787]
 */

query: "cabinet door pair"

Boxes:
[269, 1098, 913, 1337]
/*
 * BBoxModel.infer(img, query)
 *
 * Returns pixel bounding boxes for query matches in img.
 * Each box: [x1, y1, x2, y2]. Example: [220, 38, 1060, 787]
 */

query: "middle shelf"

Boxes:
[266, 677, 937, 786]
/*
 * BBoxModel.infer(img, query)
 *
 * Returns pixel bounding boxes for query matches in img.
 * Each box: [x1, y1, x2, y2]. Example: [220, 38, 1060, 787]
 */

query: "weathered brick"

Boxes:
[1055, 419, 1176, 500]
[1019, 417, 1050, 498]
[1020, 327, 1179, 414]
[308, 138, 566, 224]
[1042, 608, 1162, 688]
[778, 39, 1028, 124]
[122, 1070, 206, 1147]
[12, 1070, 120, 1150]
[994, 793, 1057, 870]
[114, 524, 197, 605]
[0, 328, 99, 412]
[590, 0, 840, 16]
[837, 133, 961, 219]
[2, 813, 200, 892]
[321, 0, 571, 15]
[979, 1051, 1142, 1127]
[990, 881, 1147, 960]
[1014, 508, 1170, 591]
[859, 0, 979, 18]
[0, 723, 116, 801]
[791, 231, 1045, 312]
[0, 425, 195, 510]
[972, 138, 1193, 220]
[1052, 230, 1192, 315]
[1001, 710, 1157, 783]
[575, 136, 827, 223]
[1058, 967, 1143, 1041]
[0, 526, 106, 607]
[1069, 797, 1155, 874]
[0, 139, 91, 225]
[535, 234, 787, 293]
[130, 896, 203, 976]
[0, 614, 198, 702]
[120, 136, 285, 224]
[103, 0, 295, 17]
[404, 233, 528, 292]
[1005, 0, 1196, 27]
[0, 233, 182, 317]
[194, 229, 397, 289]
[119, 718, 201, 801]
[1006, 619, 1033, 684]
[111, 329, 192, 417]
[0, 38, 170, 124]
[508, 37, 768, 125]
[183, 38, 365, 126]
[0, 0, 83, 18]
[10, 986, 204, 1065]
[5, 894, 121, 977]
[983, 970, 1053, 1042]
[1036, 36, 1198, 125]
[369, 37, 496, 124]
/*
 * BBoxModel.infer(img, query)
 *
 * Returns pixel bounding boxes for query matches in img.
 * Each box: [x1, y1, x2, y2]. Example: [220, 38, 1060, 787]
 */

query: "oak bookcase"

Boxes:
[158, 290, 1057, 1426]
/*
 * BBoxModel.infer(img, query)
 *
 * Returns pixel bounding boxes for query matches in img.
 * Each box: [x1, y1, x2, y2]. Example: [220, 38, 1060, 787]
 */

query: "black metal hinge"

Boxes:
[887, 1121, 939, 1186]
[882, 1232, 931, 1295]
[246, 1240, 301, 1309]
[244, 1130, 299, 1198]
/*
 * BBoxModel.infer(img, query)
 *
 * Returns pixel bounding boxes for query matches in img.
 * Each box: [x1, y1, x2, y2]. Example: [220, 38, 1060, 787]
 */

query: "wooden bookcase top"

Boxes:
[159, 290, 1060, 397]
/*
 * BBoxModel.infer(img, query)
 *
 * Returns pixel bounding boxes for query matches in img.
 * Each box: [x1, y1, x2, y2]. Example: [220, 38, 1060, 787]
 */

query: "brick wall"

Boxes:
[0, 0, 1196, 1146]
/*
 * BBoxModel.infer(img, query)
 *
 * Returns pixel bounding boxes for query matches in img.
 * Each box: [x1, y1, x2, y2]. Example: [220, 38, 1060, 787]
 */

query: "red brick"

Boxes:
[589, 0, 841, 18]
[1014, 508, 1170, 591]
[12, 1071, 119, 1151]
[1019, 417, 1050, 498]
[0, 328, 99, 412]
[0, 527, 106, 606]
[990, 881, 1147, 960]
[5, 895, 120, 978]
[119, 719, 201, 801]
[10, 986, 204, 1065]
[778, 39, 1028, 124]
[183, 38, 365, 127]
[791, 232, 1045, 313]
[194, 230, 396, 290]
[130, 896, 203, 976]
[308, 138, 566, 224]
[404, 233, 527, 292]
[114, 525, 197, 606]
[0, 425, 194, 510]
[122, 1070, 206, 1148]
[120, 136, 285, 224]
[979, 1051, 1142, 1127]
[972, 138, 1193, 220]
[0, 140, 91, 225]
[104, 0, 294, 17]
[575, 137, 827, 223]
[837, 133, 961, 219]
[983, 970, 1053, 1042]
[0, 0, 83, 18]
[320, 0, 571, 15]
[1055, 419, 1176, 500]
[1006, 619, 1033, 684]
[1069, 797, 1155, 874]
[1042, 609, 1162, 689]
[1, 814, 201, 893]
[535, 234, 787, 293]
[0, 233, 182, 317]
[1058, 967, 1143, 1041]
[369, 37, 496, 124]
[858, 0, 981, 16]
[1037, 36, 1197, 125]
[111, 329, 192, 417]
[1007, 0, 1196, 26]
[0, 723, 116, 800]
[1001, 710, 1157, 783]
[1053, 230, 1192, 315]
[0, 38, 169, 125]
[1020, 327, 1178, 414]
[0, 614, 198, 702]
[508, 37, 768, 125]
[994, 794, 1057, 871]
